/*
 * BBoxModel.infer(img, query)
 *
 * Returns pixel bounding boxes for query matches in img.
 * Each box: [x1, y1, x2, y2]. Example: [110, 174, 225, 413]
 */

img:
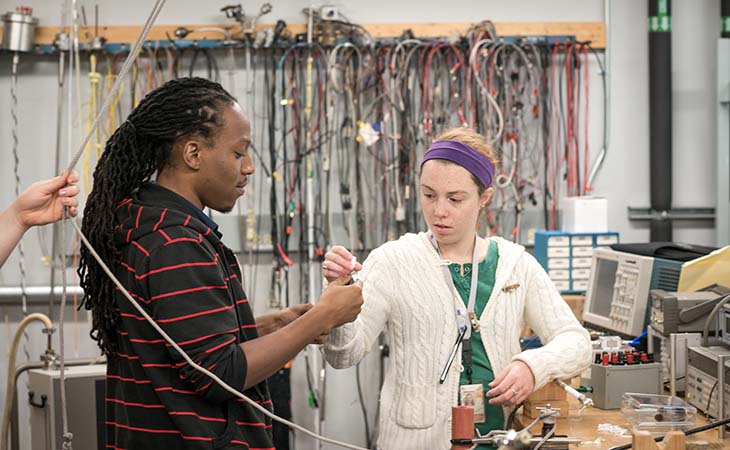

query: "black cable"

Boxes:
[706, 380, 719, 420]
[266, 48, 282, 268]
[663, 375, 686, 386]
[506, 401, 524, 429]
[540, 45, 551, 228]
[355, 362, 372, 448]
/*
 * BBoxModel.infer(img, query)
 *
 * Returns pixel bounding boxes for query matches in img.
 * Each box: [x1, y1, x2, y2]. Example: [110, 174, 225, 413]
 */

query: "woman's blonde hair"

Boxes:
[426, 127, 500, 193]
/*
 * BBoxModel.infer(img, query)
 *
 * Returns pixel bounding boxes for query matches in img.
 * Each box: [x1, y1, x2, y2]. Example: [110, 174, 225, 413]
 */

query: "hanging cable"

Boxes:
[48, 28, 69, 335]
[9, 49, 33, 382]
[10, 52, 27, 315]
[65, 0, 164, 172]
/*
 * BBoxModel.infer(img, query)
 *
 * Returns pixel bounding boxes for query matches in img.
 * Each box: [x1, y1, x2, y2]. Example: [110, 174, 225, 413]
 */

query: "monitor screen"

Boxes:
[588, 258, 618, 318]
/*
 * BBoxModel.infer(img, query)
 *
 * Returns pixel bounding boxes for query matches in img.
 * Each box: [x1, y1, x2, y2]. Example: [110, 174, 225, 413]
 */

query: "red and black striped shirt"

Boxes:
[107, 183, 274, 450]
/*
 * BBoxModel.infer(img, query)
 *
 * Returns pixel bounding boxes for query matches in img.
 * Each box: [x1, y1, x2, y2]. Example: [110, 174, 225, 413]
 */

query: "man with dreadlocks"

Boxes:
[78, 77, 363, 450]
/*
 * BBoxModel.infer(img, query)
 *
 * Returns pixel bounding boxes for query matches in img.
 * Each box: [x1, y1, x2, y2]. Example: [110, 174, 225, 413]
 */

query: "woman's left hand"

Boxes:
[485, 360, 535, 407]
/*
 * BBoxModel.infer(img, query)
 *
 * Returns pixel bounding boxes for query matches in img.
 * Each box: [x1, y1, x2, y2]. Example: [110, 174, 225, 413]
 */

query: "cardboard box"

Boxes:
[521, 295, 584, 337]
[526, 382, 568, 402]
[562, 294, 585, 323]
[562, 196, 608, 233]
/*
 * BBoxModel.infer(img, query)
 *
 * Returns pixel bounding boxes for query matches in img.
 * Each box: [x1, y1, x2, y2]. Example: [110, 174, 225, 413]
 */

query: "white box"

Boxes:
[548, 258, 570, 269]
[562, 196, 608, 233]
[597, 234, 619, 245]
[572, 246, 595, 257]
[572, 257, 592, 268]
[548, 247, 570, 258]
[549, 269, 570, 280]
[573, 280, 589, 291]
[547, 236, 570, 246]
[553, 280, 570, 291]
[571, 235, 593, 246]
[572, 268, 592, 280]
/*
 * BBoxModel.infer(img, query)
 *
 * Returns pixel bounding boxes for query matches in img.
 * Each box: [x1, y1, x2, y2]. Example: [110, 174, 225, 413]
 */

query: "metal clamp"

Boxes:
[221, 3, 272, 36]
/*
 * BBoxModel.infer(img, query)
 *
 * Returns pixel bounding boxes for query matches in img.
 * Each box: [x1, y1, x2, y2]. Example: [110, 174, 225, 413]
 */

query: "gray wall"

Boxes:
[0, 1, 723, 450]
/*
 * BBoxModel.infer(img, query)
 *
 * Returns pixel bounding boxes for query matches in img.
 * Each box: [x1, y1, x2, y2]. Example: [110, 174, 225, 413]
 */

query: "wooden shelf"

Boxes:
[2, 21, 605, 49]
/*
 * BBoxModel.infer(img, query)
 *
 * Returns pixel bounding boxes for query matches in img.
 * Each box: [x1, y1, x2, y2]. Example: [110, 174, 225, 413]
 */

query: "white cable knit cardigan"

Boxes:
[324, 232, 591, 450]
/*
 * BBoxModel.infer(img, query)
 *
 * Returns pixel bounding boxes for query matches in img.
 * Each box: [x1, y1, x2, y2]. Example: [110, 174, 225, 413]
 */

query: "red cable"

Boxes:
[549, 38, 560, 228]
[564, 42, 575, 196]
[276, 243, 294, 266]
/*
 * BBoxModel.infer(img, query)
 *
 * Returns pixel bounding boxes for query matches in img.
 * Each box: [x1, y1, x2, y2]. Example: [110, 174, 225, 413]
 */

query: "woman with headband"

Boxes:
[322, 127, 591, 450]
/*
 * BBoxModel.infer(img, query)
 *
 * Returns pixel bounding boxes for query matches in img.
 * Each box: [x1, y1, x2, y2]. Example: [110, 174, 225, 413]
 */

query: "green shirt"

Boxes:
[452, 240, 502, 449]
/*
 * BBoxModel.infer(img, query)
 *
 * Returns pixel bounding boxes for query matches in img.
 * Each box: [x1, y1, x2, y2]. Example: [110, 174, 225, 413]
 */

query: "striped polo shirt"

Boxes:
[106, 182, 273, 450]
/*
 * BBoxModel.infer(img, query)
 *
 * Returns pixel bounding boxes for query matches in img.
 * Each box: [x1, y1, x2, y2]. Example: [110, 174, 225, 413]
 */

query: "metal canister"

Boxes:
[1, 6, 38, 52]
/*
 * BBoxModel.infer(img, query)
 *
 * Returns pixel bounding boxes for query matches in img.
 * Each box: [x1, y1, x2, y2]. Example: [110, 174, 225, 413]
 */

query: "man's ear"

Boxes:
[181, 140, 202, 170]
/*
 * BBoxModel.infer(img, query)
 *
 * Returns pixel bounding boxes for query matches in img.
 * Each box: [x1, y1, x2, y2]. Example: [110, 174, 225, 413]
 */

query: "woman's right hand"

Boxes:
[323, 245, 363, 283]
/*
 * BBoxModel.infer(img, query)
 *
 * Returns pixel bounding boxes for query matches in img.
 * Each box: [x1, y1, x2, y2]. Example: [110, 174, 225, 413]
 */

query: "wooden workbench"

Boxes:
[515, 397, 730, 449]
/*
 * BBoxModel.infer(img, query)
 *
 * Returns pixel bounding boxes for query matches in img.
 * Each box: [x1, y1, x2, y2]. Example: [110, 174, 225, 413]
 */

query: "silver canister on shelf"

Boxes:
[1, 6, 39, 52]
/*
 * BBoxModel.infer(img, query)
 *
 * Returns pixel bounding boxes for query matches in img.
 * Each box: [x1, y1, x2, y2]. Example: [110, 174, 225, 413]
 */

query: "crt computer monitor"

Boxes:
[583, 248, 660, 337]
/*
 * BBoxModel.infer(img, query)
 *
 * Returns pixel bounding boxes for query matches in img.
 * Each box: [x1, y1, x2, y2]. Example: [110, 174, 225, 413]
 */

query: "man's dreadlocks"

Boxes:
[78, 77, 236, 353]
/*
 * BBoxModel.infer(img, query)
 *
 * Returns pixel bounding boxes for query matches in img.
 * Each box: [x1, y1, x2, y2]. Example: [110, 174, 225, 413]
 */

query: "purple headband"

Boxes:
[421, 140, 494, 188]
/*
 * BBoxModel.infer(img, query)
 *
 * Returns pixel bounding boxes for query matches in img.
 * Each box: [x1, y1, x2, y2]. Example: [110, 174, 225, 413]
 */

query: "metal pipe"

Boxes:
[587, 0, 612, 188]
[670, 332, 677, 397]
[49, 35, 68, 323]
[469, 436, 583, 446]
[627, 207, 715, 221]
[718, 354, 727, 439]
[10, 361, 44, 450]
[0, 286, 83, 299]
[648, 0, 673, 241]
[2, 314, 53, 450]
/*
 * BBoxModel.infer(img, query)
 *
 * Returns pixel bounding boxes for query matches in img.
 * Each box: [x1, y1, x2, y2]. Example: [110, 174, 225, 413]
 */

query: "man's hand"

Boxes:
[275, 304, 328, 344]
[240, 277, 362, 389]
[314, 275, 363, 330]
[277, 303, 313, 326]
[257, 304, 330, 344]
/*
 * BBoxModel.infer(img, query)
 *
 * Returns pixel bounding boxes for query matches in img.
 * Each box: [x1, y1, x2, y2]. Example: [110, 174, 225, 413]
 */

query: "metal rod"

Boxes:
[0, 286, 83, 297]
[49, 39, 68, 324]
[0, 286, 84, 304]
[470, 436, 583, 445]
[670, 332, 677, 397]
[627, 207, 716, 221]
[719, 354, 727, 439]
